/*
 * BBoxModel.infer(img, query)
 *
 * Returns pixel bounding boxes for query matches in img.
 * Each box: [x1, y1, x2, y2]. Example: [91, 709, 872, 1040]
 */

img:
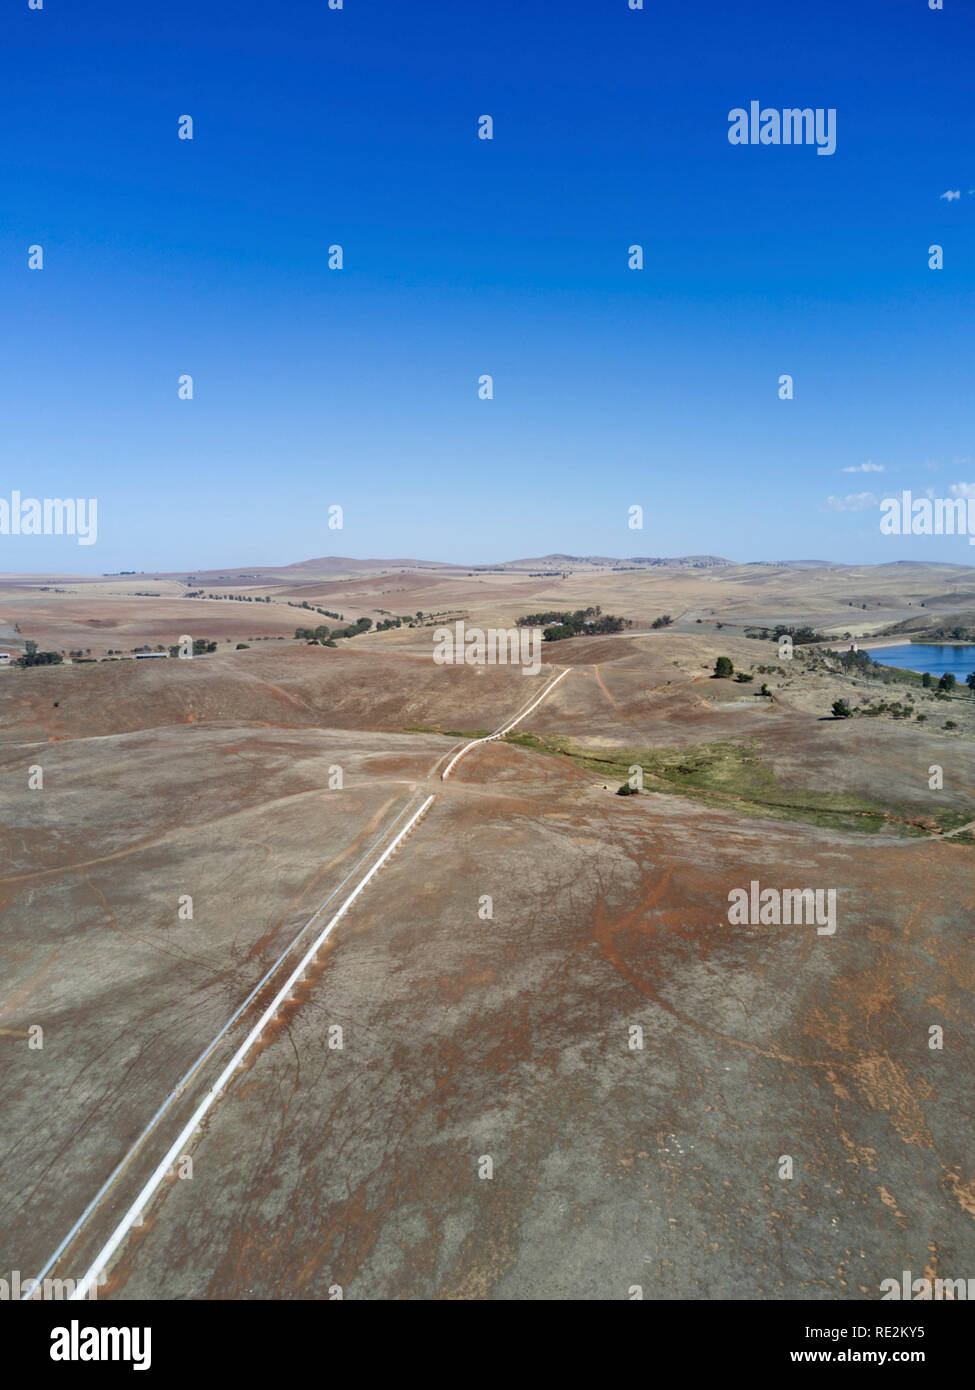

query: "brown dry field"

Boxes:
[1, 562, 973, 1299]
[4, 555, 975, 660]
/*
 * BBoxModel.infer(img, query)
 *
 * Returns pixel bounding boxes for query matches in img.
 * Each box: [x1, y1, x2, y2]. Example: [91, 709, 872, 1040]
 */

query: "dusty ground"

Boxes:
[1, 566, 972, 1300]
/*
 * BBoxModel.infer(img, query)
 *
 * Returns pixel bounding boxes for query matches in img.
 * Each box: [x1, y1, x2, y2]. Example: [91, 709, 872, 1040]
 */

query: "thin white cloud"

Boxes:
[826, 492, 878, 512]
[948, 481, 975, 499]
[842, 461, 884, 473]
[941, 189, 961, 201]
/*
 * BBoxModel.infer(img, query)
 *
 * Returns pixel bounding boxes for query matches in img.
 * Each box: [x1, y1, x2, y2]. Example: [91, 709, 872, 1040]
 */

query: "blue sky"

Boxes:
[1, 0, 973, 572]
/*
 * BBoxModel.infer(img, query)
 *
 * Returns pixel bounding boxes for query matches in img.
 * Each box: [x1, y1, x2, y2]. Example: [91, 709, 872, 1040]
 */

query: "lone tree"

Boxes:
[832, 699, 853, 719]
[922, 672, 933, 688]
[939, 673, 956, 693]
[713, 656, 734, 679]
[966, 671, 975, 694]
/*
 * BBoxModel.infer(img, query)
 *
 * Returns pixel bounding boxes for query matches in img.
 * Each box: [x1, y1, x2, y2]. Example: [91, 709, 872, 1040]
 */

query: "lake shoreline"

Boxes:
[856, 640, 975, 681]
[834, 637, 975, 652]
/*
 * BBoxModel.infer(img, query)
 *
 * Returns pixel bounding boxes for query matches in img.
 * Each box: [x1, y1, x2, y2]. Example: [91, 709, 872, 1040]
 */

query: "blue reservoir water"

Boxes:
[866, 643, 975, 681]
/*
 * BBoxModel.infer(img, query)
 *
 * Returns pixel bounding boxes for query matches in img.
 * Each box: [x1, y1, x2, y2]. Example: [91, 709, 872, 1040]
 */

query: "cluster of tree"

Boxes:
[828, 648, 879, 677]
[409, 609, 468, 627]
[817, 648, 958, 694]
[186, 591, 274, 603]
[650, 614, 672, 629]
[334, 617, 373, 639]
[914, 625, 975, 642]
[544, 615, 629, 641]
[519, 606, 602, 626]
[296, 625, 333, 644]
[290, 601, 344, 619]
[921, 671, 973, 694]
[517, 607, 630, 641]
[296, 616, 373, 644]
[17, 640, 62, 667]
[167, 639, 216, 656]
[298, 610, 428, 636]
[746, 624, 825, 644]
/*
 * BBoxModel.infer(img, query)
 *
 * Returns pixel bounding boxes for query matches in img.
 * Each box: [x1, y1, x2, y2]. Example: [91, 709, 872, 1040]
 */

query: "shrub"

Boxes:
[832, 699, 852, 718]
[713, 656, 734, 679]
